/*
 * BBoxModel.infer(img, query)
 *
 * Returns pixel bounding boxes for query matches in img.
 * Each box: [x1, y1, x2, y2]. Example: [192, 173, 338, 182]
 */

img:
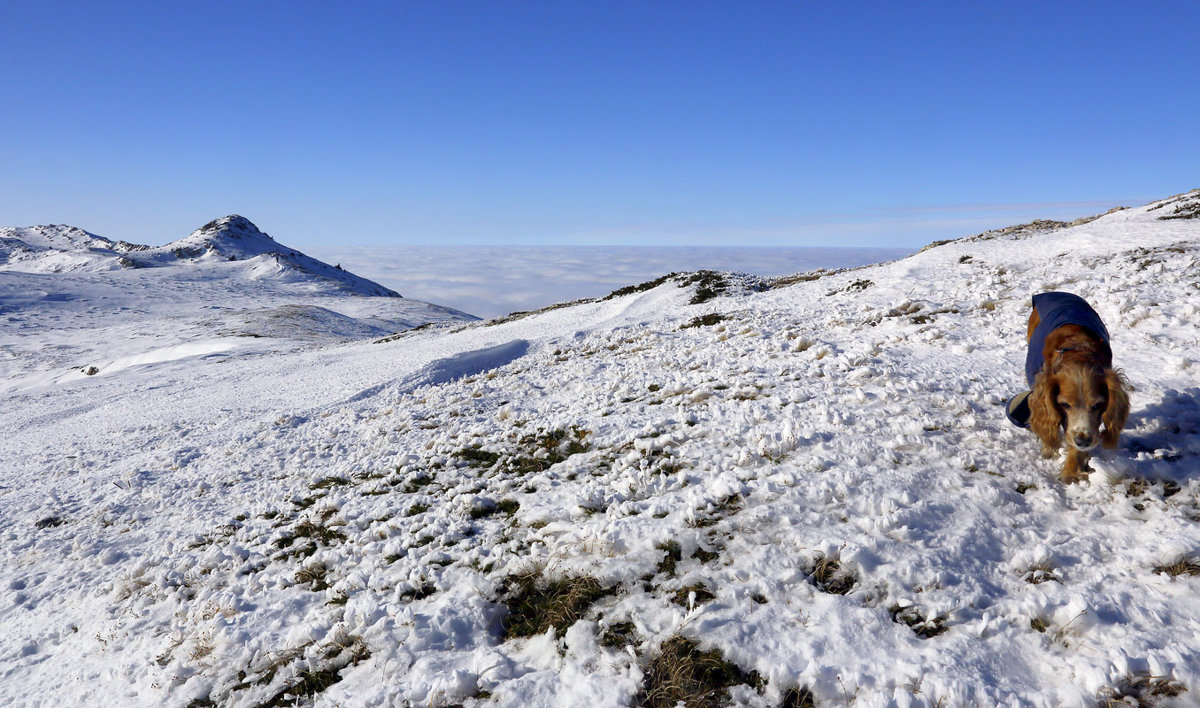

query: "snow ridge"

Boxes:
[0, 215, 400, 297]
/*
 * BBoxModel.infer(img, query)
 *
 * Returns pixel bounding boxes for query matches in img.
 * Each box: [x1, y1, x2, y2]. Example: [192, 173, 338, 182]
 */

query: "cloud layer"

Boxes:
[310, 245, 912, 319]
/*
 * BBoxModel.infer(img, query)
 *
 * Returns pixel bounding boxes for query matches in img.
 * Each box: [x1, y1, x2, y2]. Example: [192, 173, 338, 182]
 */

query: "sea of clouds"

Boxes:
[309, 245, 913, 320]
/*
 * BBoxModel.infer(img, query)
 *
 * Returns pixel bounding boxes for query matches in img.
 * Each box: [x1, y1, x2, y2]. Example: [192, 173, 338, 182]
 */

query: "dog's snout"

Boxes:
[1073, 432, 1095, 449]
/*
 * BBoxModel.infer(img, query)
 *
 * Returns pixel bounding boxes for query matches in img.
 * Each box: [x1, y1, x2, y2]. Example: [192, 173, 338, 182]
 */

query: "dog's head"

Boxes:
[1030, 362, 1130, 451]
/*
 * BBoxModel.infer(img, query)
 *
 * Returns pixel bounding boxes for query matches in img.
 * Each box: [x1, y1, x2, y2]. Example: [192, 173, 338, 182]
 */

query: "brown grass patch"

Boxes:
[501, 572, 612, 639]
[635, 636, 760, 708]
[1153, 555, 1200, 578]
[1098, 671, 1186, 707]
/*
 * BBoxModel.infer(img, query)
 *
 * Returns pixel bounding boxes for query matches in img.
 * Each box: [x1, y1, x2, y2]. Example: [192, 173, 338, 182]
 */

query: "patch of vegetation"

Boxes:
[456, 446, 502, 468]
[501, 572, 613, 639]
[671, 583, 717, 609]
[657, 540, 683, 576]
[599, 621, 640, 649]
[958, 254, 974, 263]
[309, 477, 349, 490]
[691, 546, 720, 564]
[909, 307, 959, 325]
[1016, 482, 1037, 494]
[1030, 617, 1049, 633]
[920, 238, 956, 252]
[826, 279, 874, 296]
[405, 503, 428, 517]
[1156, 195, 1200, 220]
[256, 639, 371, 708]
[1152, 555, 1200, 578]
[1022, 561, 1061, 585]
[470, 498, 519, 519]
[399, 584, 437, 601]
[890, 605, 948, 639]
[604, 273, 675, 300]
[294, 564, 330, 591]
[399, 473, 435, 493]
[768, 270, 829, 288]
[780, 686, 817, 708]
[691, 494, 743, 528]
[682, 270, 732, 304]
[505, 427, 592, 475]
[805, 554, 856, 595]
[289, 520, 346, 546]
[273, 519, 346, 560]
[35, 516, 66, 529]
[1097, 671, 1187, 707]
[681, 313, 727, 329]
[1124, 477, 1182, 499]
[635, 636, 762, 708]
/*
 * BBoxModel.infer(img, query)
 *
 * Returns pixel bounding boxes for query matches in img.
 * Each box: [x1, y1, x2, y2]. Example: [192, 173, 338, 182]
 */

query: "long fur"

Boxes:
[1028, 369, 1062, 454]
[1102, 368, 1131, 448]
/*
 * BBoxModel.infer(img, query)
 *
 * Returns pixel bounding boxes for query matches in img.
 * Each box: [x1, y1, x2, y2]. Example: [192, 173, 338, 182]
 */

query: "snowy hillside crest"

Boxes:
[2, 191, 1200, 707]
[0, 214, 399, 297]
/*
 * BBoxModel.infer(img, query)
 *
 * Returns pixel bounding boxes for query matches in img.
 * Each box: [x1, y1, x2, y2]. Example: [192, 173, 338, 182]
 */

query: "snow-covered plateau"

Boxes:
[3, 192, 1200, 707]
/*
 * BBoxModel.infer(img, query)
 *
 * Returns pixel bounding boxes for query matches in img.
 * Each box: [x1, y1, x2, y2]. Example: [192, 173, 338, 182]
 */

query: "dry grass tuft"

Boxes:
[1152, 555, 1200, 578]
[635, 636, 760, 708]
[670, 583, 717, 609]
[501, 572, 612, 639]
[599, 621, 640, 649]
[890, 605, 949, 639]
[780, 685, 817, 708]
[806, 554, 856, 595]
[657, 540, 683, 576]
[1022, 560, 1061, 585]
[1097, 671, 1187, 707]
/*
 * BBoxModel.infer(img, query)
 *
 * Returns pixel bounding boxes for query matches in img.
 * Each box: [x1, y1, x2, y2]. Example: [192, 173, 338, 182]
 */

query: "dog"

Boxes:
[1008, 292, 1130, 482]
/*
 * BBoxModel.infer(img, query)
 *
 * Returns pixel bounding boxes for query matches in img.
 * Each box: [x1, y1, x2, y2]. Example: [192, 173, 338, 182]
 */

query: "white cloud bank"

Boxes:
[309, 245, 912, 319]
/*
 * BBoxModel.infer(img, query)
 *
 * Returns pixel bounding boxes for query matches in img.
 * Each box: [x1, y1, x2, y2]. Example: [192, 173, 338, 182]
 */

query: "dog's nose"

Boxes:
[1074, 433, 1095, 448]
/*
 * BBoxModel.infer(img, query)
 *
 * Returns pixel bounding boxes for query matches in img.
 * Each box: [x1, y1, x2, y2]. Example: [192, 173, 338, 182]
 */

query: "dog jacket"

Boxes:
[1025, 292, 1111, 386]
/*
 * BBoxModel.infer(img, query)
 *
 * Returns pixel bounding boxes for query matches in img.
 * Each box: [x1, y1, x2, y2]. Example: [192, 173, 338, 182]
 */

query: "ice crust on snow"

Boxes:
[2, 191, 1200, 707]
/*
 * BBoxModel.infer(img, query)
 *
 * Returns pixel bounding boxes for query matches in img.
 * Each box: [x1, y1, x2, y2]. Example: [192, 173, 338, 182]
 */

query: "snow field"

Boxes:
[2, 192, 1200, 707]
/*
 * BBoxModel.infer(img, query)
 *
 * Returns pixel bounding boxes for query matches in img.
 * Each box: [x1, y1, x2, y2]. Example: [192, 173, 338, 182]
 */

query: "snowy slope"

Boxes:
[2, 191, 1199, 708]
[1, 215, 400, 297]
[0, 216, 474, 390]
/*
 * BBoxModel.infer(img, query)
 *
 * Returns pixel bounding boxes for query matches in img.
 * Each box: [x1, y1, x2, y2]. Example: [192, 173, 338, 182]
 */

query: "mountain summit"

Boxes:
[0, 215, 400, 297]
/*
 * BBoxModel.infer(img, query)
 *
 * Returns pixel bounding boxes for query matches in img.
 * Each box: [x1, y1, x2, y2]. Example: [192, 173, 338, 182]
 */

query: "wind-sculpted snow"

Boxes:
[2, 191, 1200, 707]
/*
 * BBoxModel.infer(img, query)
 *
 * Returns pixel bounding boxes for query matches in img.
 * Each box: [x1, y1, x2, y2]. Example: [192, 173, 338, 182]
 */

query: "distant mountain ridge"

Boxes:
[0, 214, 400, 297]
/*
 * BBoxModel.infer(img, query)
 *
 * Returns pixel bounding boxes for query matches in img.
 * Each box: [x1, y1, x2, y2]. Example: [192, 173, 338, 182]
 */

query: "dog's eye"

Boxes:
[1091, 402, 1104, 411]
[1058, 401, 1071, 410]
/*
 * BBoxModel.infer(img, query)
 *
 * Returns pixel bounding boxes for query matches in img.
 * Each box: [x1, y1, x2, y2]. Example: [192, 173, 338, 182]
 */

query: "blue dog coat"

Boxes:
[1007, 292, 1111, 428]
[1024, 292, 1111, 386]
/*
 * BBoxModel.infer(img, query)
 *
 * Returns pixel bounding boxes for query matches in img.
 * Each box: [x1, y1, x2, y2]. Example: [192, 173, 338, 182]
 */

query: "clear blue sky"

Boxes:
[3, 1, 1197, 249]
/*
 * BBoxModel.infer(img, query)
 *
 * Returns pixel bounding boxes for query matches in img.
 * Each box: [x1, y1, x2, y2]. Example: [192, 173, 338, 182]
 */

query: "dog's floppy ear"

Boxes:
[1029, 370, 1062, 449]
[1102, 368, 1130, 448]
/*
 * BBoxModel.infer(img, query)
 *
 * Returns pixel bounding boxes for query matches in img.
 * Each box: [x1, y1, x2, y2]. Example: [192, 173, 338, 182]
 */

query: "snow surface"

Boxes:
[3, 192, 1200, 707]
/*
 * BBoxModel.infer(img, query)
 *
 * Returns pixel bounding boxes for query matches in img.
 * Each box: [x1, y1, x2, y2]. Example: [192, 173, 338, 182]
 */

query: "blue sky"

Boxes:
[3, 1, 1197, 249]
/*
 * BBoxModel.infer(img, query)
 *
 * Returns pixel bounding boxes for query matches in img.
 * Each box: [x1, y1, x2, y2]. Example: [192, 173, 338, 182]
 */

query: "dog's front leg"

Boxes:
[1060, 449, 1091, 483]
